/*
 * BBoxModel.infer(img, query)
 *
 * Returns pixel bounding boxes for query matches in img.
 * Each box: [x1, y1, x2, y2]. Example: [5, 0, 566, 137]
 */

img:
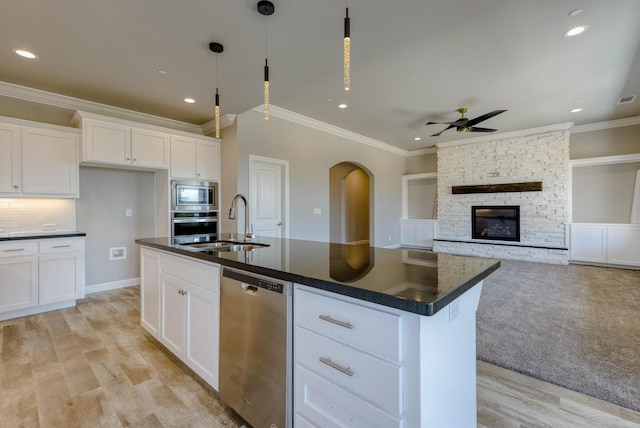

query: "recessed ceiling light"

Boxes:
[571, 108, 583, 113]
[564, 25, 588, 37]
[12, 48, 37, 59]
[157, 69, 168, 75]
[184, 98, 195, 104]
[338, 103, 348, 109]
[568, 9, 583, 17]
[414, 137, 422, 141]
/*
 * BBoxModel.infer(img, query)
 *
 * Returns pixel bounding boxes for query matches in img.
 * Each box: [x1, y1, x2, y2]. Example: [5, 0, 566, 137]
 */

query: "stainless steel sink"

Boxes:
[178, 240, 270, 252]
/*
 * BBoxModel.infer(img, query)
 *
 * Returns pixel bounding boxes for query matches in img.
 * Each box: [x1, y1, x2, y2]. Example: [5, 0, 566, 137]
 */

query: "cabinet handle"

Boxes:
[133, 158, 137, 162]
[126, 157, 131, 161]
[13, 185, 19, 189]
[52, 245, 71, 248]
[319, 357, 353, 376]
[2, 248, 24, 252]
[319, 315, 353, 329]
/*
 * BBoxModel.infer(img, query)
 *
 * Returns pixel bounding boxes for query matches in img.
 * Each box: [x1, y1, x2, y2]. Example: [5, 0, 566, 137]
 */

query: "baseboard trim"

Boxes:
[384, 244, 401, 249]
[86, 278, 140, 294]
[0, 300, 76, 322]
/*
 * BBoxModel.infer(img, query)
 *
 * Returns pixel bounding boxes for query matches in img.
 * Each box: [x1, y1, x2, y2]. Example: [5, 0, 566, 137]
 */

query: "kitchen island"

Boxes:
[136, 235, 500, 428]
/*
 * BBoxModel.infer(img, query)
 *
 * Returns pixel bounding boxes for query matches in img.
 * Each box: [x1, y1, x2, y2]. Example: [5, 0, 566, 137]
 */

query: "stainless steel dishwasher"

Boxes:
[219, 267, 292, 428]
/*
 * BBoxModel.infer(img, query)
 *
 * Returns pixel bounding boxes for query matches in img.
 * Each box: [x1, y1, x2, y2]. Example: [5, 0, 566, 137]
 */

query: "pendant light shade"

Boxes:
[344, 7, 350, 91]
[258, 1, 274, 120]
[209, 42, 224, 138]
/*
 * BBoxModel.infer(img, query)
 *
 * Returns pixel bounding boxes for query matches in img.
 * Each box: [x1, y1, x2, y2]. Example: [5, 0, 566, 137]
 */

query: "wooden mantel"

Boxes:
[452, 181, 543, 194]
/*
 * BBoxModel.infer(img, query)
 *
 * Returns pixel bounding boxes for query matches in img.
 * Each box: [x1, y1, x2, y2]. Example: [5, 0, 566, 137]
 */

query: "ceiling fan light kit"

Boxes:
[426, 107, 507, 137]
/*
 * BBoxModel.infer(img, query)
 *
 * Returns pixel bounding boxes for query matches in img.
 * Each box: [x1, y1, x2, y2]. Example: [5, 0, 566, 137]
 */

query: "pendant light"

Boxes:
[258, 1, 274, 120]
[344, 6, 350, 91]
[209, 42, 224, 138]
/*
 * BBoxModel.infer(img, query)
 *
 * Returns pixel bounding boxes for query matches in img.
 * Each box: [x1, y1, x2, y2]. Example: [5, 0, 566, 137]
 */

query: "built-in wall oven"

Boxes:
[171, 180, 219, 241]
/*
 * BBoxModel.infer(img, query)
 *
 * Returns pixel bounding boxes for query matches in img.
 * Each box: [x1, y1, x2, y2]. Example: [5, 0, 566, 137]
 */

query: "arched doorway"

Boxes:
[329, 162, 374, 244]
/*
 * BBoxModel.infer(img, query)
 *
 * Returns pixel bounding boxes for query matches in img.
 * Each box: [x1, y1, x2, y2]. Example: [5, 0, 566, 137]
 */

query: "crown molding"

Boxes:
[570, 153, 640, 167]
[251, 105, 409, 156]
[571, 116, 640, 134]
[0, 81, 204, 134]
[201, 114, 236, 136]
[407, 147, 437, 156]
[435, 122, 574, 149]
[0, 114, 81, 133]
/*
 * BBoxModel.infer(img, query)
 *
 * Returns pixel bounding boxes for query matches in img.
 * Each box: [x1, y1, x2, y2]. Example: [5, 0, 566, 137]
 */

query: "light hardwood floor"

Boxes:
[1, 286, 639, 427]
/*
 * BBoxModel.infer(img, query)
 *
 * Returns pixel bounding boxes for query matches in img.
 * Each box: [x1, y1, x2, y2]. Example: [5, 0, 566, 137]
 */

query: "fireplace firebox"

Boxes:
[472, 205, 520, 241]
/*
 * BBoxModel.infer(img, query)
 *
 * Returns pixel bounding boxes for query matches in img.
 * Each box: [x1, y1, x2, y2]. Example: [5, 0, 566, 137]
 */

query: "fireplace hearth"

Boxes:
[472, 205, 520, 242]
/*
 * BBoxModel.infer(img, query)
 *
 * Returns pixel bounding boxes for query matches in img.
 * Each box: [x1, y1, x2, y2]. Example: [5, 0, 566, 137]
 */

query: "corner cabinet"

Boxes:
[0, 119, 79, 198]
[0, 237, 85, 321]
[140, 247, 220, 390]
[170, 135, 220, 181]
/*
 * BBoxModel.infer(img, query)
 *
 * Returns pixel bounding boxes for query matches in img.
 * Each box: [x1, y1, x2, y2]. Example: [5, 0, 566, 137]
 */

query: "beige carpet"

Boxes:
[476, 260, 640, 412]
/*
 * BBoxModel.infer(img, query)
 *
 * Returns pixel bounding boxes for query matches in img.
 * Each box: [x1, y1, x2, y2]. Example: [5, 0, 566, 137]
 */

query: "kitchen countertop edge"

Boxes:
[136, 238, 500, 316]
[0, 232, 87, 241]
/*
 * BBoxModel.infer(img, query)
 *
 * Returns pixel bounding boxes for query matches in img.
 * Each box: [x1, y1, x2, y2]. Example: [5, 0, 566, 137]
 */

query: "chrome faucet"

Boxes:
[228, 194, 254, 239]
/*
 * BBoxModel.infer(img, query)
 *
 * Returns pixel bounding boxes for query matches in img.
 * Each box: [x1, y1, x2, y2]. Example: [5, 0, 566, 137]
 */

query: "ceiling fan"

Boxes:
[426, 107, 507, 137]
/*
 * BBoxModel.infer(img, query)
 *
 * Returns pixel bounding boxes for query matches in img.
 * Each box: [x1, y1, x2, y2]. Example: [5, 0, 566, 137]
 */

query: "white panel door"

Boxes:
[39, 251, 83, 304]
[21, 127, 78, 196]
[606, 225, 640, 266]
[250, 157, 287, 238]
[570, 224, 606, 263]
[160, 273, 187, 356]
[0, 256, 38, 314]
[196, 140, 220, 181]
[0, 124, 21, 194]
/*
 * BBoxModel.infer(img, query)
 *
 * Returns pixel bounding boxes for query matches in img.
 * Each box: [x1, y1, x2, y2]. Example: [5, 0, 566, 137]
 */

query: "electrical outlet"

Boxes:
[125, 208, 132, 217]
[43, 224, 56, 231]
[313, 208, 321, 215]
[449, 299, 461, 322]
[109, 247, 127, 260]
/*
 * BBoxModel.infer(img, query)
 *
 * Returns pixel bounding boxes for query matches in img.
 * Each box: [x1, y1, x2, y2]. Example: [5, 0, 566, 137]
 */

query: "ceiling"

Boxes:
[1, 0, 639, 151]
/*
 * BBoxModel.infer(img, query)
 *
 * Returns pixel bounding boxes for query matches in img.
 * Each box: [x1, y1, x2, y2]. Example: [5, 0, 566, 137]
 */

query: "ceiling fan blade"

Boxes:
[468, 126, 497, 133]
[426, 121, 454, 125]
[431, 125, 454, 137]
[466, 110, 507, 127]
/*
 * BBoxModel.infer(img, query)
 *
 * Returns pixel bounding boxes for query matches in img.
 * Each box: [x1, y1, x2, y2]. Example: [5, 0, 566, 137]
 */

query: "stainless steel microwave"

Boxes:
[171, 180, 218, 212]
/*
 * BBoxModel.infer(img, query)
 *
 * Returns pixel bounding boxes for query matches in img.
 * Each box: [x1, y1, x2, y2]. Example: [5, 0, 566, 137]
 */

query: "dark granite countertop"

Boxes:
[0, 231, 86, 241]
[136, 235, 500, 316]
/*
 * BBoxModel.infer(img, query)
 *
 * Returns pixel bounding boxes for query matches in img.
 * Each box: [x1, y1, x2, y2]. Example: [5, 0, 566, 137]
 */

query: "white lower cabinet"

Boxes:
[570, 223, 640, 267]
[0, 238, 85, 320]
[141, 248, 220, 390]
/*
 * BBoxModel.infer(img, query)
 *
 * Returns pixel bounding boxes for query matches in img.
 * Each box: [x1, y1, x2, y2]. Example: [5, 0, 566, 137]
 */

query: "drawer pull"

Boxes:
[319, 357, 353, 376]
[319, 314, 352, 329]
[52, 245, 72, 248]
[2, 248, 24, 252]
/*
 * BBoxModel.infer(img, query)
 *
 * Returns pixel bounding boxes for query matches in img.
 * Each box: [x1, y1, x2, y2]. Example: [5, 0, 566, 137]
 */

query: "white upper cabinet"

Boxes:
[79, 116, 169, 169]
[170, 135, 220, 181]
[0, 123, 21, 194]
[0, 119, 79, 198]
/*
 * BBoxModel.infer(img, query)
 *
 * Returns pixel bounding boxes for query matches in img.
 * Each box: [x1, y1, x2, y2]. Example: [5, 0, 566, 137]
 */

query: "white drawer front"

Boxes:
[160, 254, 220, 293]
[295, 365, 402, 428]
[295, 288, 402, 362]
[39, 238, 85, 253]
[295, 326, 402, 414]
[0, 241, 39, 257]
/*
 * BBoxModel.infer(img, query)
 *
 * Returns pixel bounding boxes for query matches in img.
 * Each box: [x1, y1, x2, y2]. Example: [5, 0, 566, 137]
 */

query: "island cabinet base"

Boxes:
[293, 282, 483, 428]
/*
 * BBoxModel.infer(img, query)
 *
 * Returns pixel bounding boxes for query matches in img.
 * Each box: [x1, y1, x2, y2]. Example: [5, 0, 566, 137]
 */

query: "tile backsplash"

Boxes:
[0, 198, 76, 233]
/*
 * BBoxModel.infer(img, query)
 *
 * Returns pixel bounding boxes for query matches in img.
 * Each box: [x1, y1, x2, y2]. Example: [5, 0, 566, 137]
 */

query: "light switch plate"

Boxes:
[313, 208, 322, 214]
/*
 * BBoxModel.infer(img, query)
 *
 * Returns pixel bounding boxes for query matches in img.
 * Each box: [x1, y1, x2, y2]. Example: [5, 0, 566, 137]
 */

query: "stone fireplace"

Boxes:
[433, 125, 571, 264]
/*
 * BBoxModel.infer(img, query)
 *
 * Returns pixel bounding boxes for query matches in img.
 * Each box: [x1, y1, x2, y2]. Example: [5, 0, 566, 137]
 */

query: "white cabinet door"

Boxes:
[0, 123, 21, 194]
[160, 272, 187, 356]
[39, 251, 83, 305]
[131, 128, 169, 169]
[570, 224, 607, 263]
[196, 140, 220, 181]
[606, 225, 640, 266]
[185, 281, 220, 389]
[141, 248, 161, 337]
[21, 127, 78, 196]
[83, 119, 131, 165]
[0, 256, 39, 314]
[170, 136, 197, 179]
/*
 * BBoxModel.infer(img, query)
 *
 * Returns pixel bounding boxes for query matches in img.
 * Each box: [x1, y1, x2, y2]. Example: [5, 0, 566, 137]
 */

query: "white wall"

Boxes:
[434, 130, 570, 264]
[570, 124, 640, 159]
[235, 109, 406, 246]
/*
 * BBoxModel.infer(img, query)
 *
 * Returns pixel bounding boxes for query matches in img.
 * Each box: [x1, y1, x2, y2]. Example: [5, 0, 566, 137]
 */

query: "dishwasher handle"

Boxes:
[222, 267, 290, 295]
